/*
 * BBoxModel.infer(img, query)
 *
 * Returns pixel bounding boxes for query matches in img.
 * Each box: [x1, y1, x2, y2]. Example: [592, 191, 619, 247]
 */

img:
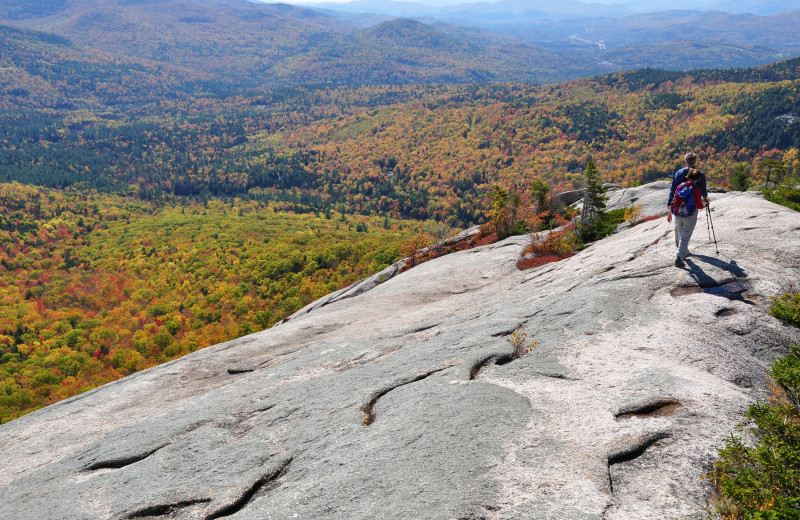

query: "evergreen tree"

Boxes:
[487, 185, 510, 237]
[529, 179, 550, 211]
[581, 159, 607, 229]
[730, 164, 751, 191]
[760, 158, 786, 188]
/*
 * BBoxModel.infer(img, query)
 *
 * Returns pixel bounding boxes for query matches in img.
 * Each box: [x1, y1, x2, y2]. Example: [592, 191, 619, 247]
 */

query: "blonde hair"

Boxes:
[687, 168, 701, 182]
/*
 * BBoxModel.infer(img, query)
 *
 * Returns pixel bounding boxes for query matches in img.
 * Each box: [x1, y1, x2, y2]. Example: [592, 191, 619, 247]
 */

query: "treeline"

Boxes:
[596, 56, 800, 91]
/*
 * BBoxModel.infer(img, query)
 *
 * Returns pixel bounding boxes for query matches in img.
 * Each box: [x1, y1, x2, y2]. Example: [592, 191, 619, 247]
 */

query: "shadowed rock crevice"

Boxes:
[490, 325, 523, 337]
[84, 445, 168, 471]
[227, 366, 255, 374]
[206, 456, 293, 519]
[607, 433, 670, 493]
[608, 433, 670, 465]
[361, 366, 454, 426]
[227, 347, 303, 375]
[407, 323, 439, 334]
[469, 353, 513, 380]
[124, 499, 212, 519]
[602, 270, 662, 283]
[615, 401, 683, 419]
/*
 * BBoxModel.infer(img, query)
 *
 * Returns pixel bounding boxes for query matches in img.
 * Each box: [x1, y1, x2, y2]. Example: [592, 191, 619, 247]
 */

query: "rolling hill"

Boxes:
[0, 23, 218, 109]
[295, 0, 800, 73]
[0, 0, 577, 87]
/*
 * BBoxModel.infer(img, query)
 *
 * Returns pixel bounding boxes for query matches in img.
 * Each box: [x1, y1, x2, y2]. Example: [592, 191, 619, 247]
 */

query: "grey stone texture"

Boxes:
[551, 189, 585, 208]
[2, 185, 799, 520]
[606, 180, 671, 217]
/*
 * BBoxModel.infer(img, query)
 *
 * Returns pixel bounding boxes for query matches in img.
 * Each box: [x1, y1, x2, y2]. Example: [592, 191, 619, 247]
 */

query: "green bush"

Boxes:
[763, 183, 800, 212]
[710, 291, 800, 519]
[578, 208, 626, 244]
[771, 291, 800, 328]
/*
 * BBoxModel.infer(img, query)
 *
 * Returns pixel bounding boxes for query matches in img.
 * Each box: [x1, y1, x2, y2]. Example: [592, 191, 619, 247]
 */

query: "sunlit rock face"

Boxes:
[2, 184, 799, 520]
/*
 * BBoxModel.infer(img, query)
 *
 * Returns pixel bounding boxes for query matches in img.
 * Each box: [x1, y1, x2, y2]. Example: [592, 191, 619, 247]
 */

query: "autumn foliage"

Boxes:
[0, 183, 417, 423]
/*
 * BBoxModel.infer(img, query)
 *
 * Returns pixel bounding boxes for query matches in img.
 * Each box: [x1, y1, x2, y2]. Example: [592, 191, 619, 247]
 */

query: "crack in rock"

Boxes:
[615, 400, 683, 419]
[84, 445, 168, 472]
[206, 456, 293, 519]
[123, 499, 212, 519]
[607, 432, 671, 493]
[264, 406, 301, 428]
[227, 366, 255, 375]
[469, 353, 513, 380]
[490, 324, 524, 338]
[361, 366, 454, 426]
[406, 323, 439, 334]
[601, 270, 662, 283]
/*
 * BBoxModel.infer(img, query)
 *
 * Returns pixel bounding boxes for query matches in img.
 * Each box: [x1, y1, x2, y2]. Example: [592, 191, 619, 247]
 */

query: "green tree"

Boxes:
[487, 185, 510, 237]
[729, 164, 751, 191]
[529, 179, 550, 212]
[579, 159, 608, 240]
[760, 158, 786, 188]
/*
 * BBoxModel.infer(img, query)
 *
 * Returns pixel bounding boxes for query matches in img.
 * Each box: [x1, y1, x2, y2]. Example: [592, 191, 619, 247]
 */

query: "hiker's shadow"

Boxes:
[683, 255, 753, 304]
[687, 254, 748, 279]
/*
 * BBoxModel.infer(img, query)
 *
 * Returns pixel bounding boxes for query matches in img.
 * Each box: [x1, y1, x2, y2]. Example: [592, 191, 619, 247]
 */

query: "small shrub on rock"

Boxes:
[516, 221, 579, 271]
[510, 327, 537, 358]
[474, 232, 499, 247]
[709, 345, 800, 520]
[516, 254, 572, 270]
[771, 290, 800, 328]
[636, 214, 664, 225]
[579, 208, 627, 242]
[623, 204, 643, 226]
[763, 182, 800, 212]
[710, 292, 800, 519]
[399, 233, 432, 269]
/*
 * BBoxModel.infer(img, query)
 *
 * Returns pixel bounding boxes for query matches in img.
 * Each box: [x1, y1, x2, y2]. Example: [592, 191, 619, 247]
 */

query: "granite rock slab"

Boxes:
[2, 186, 799, 520]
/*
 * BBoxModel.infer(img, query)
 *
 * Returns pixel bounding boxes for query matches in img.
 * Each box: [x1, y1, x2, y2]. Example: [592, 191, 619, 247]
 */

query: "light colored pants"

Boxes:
[674, 211, 699, 260]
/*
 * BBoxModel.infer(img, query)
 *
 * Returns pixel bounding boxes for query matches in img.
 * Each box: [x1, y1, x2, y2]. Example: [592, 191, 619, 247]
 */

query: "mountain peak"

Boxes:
[362, 17, 458, 47]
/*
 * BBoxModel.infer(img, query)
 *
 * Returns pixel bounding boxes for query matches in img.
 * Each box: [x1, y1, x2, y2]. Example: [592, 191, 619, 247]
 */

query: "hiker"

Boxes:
[667, 156, 709, 267]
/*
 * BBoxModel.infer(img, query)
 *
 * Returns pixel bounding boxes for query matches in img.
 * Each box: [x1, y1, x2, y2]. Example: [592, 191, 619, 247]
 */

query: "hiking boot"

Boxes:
[674, 257, 685, 268]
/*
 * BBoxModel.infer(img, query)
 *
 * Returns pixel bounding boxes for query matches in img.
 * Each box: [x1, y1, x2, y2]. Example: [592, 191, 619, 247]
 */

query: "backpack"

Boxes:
[672, 181, 696, 217]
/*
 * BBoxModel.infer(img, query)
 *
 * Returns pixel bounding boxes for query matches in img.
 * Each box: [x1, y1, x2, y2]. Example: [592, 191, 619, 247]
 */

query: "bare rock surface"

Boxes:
[606, 180, 671, 217]
[2, 185, 800, 520]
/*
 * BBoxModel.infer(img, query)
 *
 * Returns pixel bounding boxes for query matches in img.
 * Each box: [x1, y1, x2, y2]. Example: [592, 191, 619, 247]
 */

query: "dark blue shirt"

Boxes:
[668, 167, 707, 207]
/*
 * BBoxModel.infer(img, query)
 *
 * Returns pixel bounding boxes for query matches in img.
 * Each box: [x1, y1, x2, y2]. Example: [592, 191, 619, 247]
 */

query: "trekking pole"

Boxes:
[706, 205, 719, 255]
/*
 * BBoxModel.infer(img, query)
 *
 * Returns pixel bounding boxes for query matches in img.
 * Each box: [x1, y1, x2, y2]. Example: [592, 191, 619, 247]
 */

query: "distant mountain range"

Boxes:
[302, 0, 800, 73]
[291, 0, 800, 19]
[510, 9, 800, 70]
[302, 0, 634, 21]
[1, 0, 798, 91]
[0, 0, 581, 88]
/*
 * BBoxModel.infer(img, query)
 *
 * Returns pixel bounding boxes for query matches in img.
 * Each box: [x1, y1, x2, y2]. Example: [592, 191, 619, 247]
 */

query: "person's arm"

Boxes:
[698, 172, 708, 199]
[667, 169, 682, 207]
[694, 187, 704, 210]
